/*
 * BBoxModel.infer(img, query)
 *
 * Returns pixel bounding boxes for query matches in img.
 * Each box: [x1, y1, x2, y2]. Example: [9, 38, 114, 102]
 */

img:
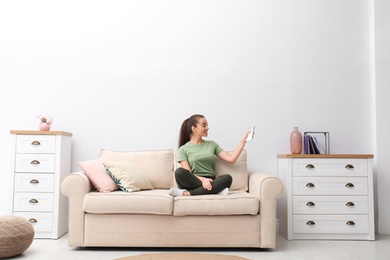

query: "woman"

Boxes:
[169, 114, 251, 196]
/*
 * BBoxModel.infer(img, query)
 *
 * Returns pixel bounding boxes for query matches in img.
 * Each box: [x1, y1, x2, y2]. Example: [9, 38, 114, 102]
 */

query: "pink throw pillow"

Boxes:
[78, 159, 118, 192]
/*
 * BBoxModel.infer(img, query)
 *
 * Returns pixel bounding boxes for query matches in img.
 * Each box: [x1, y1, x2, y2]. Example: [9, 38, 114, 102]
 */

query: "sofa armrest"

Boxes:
[61, 171, 93, 247]
[61, 171, 93, 196]
[248, 171, 284, 249]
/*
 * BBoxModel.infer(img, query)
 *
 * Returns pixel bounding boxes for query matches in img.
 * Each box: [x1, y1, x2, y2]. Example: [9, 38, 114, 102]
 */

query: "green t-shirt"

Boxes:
[177, 140, 223, 178]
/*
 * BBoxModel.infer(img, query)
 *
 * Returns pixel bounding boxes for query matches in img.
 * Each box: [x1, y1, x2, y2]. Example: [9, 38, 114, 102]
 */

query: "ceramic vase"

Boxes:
[290, 127, 302, 154]
[39, 122, 51, 131]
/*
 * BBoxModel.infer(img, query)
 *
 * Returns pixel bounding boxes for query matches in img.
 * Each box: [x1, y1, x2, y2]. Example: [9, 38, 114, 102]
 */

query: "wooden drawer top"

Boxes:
[278, 154, 374, 159]
[11, 130, 72, 136]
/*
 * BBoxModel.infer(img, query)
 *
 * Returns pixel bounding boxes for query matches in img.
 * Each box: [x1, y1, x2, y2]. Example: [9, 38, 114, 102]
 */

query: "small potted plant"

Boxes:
[37, 115, 53, 131]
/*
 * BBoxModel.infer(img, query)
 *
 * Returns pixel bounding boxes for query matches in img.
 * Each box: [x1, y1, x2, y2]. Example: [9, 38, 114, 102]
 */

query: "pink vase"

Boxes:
[290, 127, 302, 154]
[39, 123, 51, 131]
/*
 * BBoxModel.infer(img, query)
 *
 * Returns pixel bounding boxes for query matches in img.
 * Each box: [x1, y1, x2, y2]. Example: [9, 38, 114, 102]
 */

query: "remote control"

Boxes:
[246, 125, 255, 142]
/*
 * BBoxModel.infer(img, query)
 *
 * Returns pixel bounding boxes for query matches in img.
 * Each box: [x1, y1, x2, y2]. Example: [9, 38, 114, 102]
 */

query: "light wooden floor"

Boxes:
[10, 233, 390, 260]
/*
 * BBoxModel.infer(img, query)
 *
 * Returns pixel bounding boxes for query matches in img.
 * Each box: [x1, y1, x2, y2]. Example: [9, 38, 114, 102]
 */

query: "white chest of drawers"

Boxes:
[9, 130, 72, 239]
[278, 154, 375, 240]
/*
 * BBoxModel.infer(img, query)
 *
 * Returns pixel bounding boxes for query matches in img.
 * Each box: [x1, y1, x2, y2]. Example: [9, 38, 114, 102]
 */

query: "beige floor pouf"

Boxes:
[0, 216, 34, 259]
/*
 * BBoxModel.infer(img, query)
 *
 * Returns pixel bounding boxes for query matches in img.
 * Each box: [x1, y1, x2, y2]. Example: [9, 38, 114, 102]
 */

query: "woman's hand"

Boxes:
[242, 131, 250, 143]
[198, 176, 213, 190]
[242, 129, 255, 143]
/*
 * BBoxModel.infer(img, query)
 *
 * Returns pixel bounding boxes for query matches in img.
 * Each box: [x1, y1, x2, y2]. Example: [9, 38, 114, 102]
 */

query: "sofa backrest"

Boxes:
[215, 149, 248, 191]
[174, 149, 249, 192]
[99, 149, 174, 189]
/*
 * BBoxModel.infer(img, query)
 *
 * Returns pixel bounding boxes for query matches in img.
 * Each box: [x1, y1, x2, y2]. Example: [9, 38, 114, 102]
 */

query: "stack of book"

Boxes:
[304, 134, 325, 154]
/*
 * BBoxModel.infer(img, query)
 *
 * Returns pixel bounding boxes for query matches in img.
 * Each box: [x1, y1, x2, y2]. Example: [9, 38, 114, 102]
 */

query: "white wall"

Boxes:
[0, 0, 379, 230]
[375, 0, 390, 234]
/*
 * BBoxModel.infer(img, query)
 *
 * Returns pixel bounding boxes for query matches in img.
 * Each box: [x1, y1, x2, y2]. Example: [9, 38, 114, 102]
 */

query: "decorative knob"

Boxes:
[306, 221, 316, 225]
[29, 218, 38, 223]
[30, 179, 39, 184]
[29, 199, 38, 204]
[30, 160, 40, 165]
[31, 141, 41, 146]
[346, 202, 355, 207]
[306, 164, 315, 169]
[306, 202, 315, 206]
[345, 183, 355, 188]
[345, 164, 354, 169]
[306, 183, 315, 187]
[346, 221, 356, 226]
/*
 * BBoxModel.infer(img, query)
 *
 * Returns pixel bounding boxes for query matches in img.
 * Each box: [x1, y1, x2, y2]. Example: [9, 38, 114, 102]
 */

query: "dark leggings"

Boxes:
[174, 167, 232, 196]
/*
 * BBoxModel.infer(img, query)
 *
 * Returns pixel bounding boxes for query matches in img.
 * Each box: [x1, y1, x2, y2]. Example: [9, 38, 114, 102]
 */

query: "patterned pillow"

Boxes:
[78, 159, 118, 192]
[99, 149, 174, 189]
[104, 160, 154, 192]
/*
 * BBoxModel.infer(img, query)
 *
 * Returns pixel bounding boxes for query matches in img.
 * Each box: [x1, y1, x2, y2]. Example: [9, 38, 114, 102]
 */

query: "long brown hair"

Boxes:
[178, 114, 205, 148]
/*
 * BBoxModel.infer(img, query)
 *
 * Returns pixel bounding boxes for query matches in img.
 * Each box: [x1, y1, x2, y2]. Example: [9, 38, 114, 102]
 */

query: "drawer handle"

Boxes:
[345, 183, 355, 188]
[306, 221, 316, 225]
[31, 141, 41, 146]
[30, 160, 40, 165]
[306, 183, 315, 188]
[29, 218, 38, 223]
[346, 221, 356, 226]
[29, 198, 39, 204]
[306, 201, 315, 206]
[306, 164, 315, 169]
[346, 202, 355, 207]
[345, 164, 354, 169]
[30, 179, 39, 184]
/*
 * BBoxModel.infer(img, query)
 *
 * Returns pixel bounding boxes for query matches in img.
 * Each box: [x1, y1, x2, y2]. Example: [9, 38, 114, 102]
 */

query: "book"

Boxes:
[304, 135, 310, 154]
[312, 136, 325, 154]
[303, 134, 325, 154]
[303, 131, 329, 154]
[308, 135, 318, 154]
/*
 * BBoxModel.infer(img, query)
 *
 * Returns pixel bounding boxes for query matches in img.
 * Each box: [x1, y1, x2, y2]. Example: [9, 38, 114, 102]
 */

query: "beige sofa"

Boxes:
[61, 149, 283, 248]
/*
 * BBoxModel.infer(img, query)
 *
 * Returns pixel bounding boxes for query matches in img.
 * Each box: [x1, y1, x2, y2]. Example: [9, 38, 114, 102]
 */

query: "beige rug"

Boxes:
[116, 252, 249, 260]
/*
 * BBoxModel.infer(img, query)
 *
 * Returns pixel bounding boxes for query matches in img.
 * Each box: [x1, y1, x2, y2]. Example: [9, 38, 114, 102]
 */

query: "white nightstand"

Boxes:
[9, 130, 72, 239]
[278, 154, 375, 240]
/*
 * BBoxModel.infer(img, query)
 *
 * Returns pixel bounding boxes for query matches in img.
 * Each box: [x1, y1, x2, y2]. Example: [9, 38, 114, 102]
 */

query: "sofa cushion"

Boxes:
[104, 160, 154, 192]
[173, 191, 259, 216]
[78, 159, 118, 193]
[215, 149, 248, 191]
[100, 149, 174, 189]
[83, 190, 173, 215]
